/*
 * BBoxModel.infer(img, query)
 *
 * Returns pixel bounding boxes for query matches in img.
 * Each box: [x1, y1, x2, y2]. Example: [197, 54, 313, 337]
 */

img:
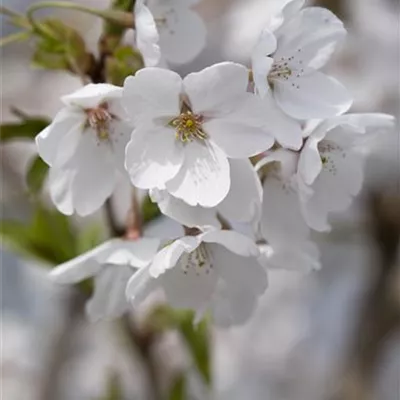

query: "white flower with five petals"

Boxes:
[134, 0, 206, 66]
[298, 113, 395, 231]
[50, 238, 160, 322]
[126, 229, 267, 327]
[36, 84, 132, 216]
[150, 158, 262, 229]
[252, 5, 352, 121]
[256, 113, 394, 272]
[123, 62, 276, 208]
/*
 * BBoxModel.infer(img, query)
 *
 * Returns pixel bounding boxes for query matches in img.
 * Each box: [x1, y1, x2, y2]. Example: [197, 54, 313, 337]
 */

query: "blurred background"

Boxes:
[1, 0, 399, 399]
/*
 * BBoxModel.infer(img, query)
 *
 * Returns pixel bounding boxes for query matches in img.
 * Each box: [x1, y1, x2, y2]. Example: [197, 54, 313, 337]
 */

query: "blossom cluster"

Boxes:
[40, 0, 394, 327]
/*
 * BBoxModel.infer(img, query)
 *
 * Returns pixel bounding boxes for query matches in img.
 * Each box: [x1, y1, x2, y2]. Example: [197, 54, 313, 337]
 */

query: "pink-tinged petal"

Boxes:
[183, 62, 249, 116]
[274, 70, 352, 120]
[166, 140, 230, 207]
[62, 83, 122, 109]
[122, 68, 182, 125]
[125, 125, 184, 190]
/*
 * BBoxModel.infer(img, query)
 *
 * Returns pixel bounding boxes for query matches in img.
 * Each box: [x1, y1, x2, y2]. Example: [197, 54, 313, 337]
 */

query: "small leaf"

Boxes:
[0, 112, 49, 142]
[32, 18, 92, 74]
[168, 374, 186, 400]
[26, 156, 49, 194]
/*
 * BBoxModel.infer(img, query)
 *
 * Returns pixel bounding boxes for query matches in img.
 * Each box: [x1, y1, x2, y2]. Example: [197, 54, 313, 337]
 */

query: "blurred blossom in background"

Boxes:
[1, 0, 399, 399]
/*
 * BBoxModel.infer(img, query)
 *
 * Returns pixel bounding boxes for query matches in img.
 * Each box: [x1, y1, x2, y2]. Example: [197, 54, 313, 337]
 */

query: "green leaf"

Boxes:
[32, 18, 92, 74]
[103, 0, 134, 36]
[26, 156, 49, 194]
[0, 203, 78, 265]
[168, 374, 186, 400]
[105, 46, 144, 85]
[142, 194, 161, 224]
[0, 111, 49, 142]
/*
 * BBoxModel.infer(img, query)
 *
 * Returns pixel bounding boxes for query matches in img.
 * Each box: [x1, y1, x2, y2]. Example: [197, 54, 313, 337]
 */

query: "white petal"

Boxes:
[151, 189, 220, 228]
[126, 264, 157, 307]
[259, 93, 303, 150]
[48, 167, 75, 215]
[62, 84, 122, 109]
[149, 236, 200, 278]
[203, 94, 275, 158]
[166, 140, 230, 207]
[301, 148, 364, 231]
[125, 125, 184, 190]
[251, 29, 276, 98]
[122, 68, 182, 126]
[49, 240, 121, 283]
[204, 121, 274, 158]
[74, 134, 118, 216]
[274, 70, 352, 120]
[268, 0, 305, 32]
[298, 134, 323, 185]
[275, 7, 346, 70]
[201, 230, 260, 258]
[86, 265, 132, 322]
[209, 244, 267, 326]
[158, 7, 206, 64]
[107, 120, 134, 173]
[261, 161, 310, 244]
[134, 0, 161, 67]
[35, 109, 85, 166]
[159, 254, 217, 311]
[105, 238, 160, 268]
[183, 62, 249, 116]
[218, 159, 262, 223]
[265, 241, 321, 272]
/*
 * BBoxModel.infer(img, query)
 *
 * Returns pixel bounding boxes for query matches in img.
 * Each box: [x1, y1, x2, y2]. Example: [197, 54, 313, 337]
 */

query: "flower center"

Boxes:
[318, 140, 347, 176]
[267, 51, 305, 89]
[169, 111, 207, 143]
[181, 244, 213, 276]
[85, 103, 113, 141]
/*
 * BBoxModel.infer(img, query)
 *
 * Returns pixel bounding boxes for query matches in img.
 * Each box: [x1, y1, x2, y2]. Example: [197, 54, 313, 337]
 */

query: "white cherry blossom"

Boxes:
[123, 62, 276, 208]
[134, 0, 206, 66]
[36, 84, 132, 216]
[252, 5, 352, 120]
[126, 229, 267, 327]
[150, 158, 262, 229]
[256, 113, 394, 273]
[298, 113, 395, 231]
[50, 238, 160, 322]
